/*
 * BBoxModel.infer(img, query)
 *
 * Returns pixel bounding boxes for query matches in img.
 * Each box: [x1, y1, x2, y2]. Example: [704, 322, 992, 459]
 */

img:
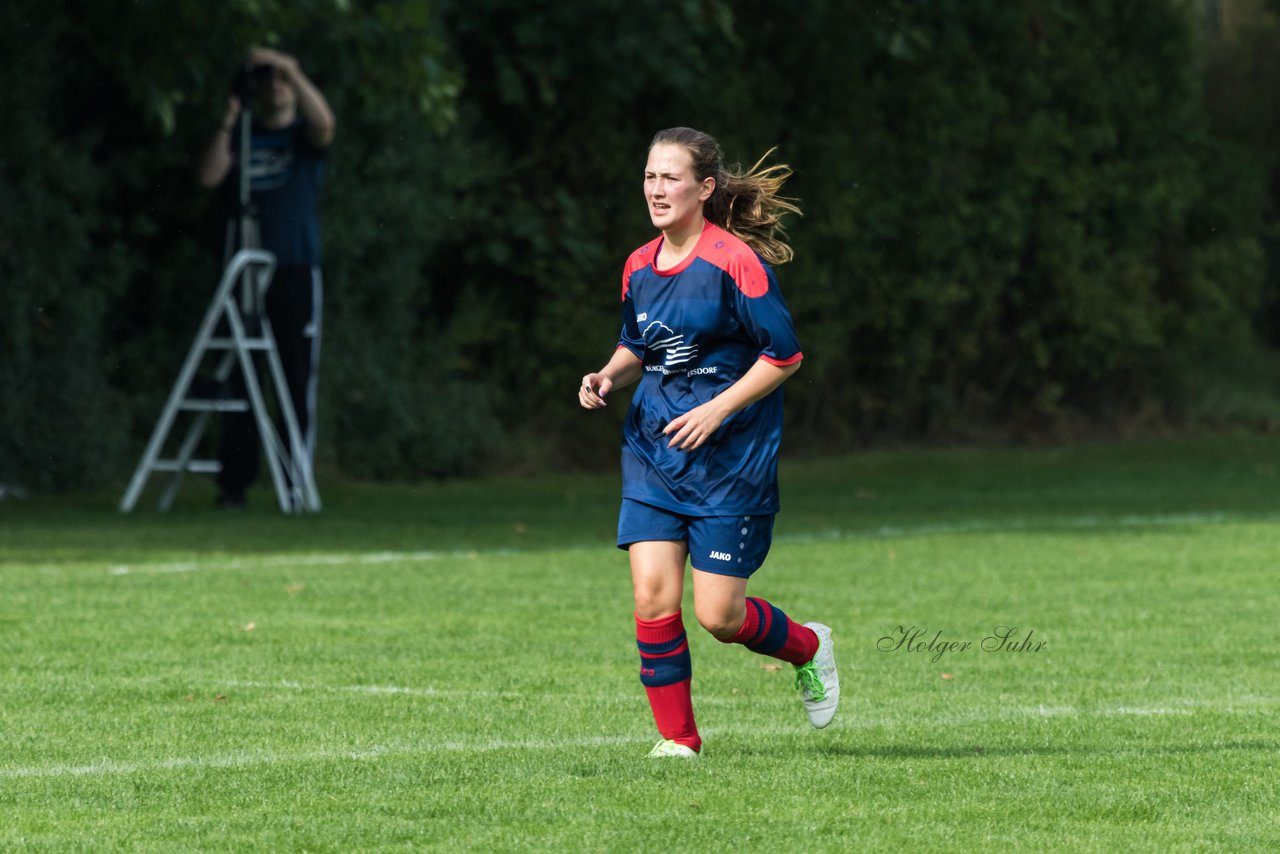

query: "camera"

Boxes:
[231, 63, 275, 102]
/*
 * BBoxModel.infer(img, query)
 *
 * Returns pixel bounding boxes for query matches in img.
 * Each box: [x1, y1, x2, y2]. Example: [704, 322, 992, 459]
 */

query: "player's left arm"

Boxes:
[663, 358, 800, 451]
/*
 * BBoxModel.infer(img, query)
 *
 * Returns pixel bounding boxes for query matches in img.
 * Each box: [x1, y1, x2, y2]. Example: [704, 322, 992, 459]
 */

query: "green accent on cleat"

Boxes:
[794, 660, 826, 702]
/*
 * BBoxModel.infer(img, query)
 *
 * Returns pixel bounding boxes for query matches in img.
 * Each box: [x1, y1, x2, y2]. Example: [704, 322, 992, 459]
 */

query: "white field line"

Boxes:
[3, 694, 1273, 781]
[223, 679, 523, 699]
[0, 735, 642, 780]
[217, 679, 765, 708]
[782, 510, 1275, 544]
[91, 509, 1280, 576]
[102, 548, 520, 576]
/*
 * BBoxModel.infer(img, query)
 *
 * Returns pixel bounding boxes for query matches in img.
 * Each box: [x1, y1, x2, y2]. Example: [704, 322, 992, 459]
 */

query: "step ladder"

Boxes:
[119, 249, 321, 513]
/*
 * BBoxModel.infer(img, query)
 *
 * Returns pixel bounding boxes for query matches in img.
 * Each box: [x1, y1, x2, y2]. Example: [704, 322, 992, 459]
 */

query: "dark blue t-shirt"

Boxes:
[617, 221, 804, 516]
[227, 118, 325, 267]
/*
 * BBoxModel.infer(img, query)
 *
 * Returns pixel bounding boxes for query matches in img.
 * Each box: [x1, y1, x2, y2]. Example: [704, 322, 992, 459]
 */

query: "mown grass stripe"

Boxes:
[4, 698, 1272, 781]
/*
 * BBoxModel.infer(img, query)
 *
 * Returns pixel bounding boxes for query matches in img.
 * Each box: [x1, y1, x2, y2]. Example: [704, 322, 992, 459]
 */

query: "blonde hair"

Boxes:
[650, 127, 803, 265]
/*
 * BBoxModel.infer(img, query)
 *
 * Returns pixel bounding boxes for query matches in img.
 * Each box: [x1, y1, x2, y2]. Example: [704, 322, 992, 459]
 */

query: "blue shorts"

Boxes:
[617, 498, 776, 578]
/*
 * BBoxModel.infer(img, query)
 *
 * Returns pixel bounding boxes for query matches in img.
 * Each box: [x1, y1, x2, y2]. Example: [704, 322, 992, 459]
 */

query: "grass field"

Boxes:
[2, 435, 1279, 851]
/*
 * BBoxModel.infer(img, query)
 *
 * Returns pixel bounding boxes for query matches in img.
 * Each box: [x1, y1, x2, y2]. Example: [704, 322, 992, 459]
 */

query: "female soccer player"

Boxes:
[579, 127, 839, 758]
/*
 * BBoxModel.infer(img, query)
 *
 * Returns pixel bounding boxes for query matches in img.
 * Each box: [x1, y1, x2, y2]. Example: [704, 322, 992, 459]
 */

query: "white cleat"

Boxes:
[647, 739, 700, 759]
[795, 622, 840, 728]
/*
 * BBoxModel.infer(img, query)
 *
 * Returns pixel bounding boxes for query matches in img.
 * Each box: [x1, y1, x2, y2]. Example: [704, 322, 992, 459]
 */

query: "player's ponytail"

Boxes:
[650, 127, 802, 266]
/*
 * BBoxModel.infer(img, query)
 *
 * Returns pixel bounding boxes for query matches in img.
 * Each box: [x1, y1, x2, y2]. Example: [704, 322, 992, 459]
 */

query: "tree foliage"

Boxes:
[1, 0, 1275, 490]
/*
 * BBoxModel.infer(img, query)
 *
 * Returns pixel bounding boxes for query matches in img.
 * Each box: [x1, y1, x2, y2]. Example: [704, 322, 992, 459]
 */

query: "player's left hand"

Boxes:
[664, 403, 728, 451]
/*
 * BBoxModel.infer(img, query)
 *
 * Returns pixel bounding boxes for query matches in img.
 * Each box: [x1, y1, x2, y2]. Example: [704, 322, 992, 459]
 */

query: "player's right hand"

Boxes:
[579, 373, 612, 410]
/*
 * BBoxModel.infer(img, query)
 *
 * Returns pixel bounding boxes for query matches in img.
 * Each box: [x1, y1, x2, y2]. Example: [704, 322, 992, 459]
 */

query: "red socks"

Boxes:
[726, 596, 819, 665]
[635, 611, 701, 753]
[633, 600, 815, 752]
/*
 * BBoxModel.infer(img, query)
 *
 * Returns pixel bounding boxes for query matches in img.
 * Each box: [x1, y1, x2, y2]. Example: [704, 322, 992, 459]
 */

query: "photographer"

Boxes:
[198, 47, 335, 509]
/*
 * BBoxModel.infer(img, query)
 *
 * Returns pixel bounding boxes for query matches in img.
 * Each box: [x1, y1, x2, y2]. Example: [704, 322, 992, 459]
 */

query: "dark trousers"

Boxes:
[217, 265, 322, 498]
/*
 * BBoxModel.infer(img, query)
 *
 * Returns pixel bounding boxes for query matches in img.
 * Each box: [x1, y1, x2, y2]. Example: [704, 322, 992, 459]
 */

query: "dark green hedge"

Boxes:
[2, 0, 1276, 490]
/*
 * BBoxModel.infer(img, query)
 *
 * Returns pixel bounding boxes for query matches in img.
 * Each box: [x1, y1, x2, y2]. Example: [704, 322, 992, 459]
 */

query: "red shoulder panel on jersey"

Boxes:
[698, 223, 770, 298]
[621, 236, 663, 300]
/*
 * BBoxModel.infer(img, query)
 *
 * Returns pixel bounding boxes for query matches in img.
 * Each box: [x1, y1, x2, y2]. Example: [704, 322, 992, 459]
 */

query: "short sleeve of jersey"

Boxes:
[618, 290, 645, 359]
[727, 258, 803, 367]
[617, 240, 658, 359]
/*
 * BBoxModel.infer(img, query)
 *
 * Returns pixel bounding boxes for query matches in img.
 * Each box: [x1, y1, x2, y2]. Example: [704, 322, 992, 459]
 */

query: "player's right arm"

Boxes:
[583, 264, 648, 410]
[197, 97, 240, 188]
[579, 347, 643, 410]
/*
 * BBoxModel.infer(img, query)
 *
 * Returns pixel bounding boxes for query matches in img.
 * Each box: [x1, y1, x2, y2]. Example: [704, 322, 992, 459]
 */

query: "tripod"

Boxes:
[120, 105, 321, 513]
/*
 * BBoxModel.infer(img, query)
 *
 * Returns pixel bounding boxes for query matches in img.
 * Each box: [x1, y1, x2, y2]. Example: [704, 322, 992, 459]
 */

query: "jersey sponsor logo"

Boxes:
[636, 312, 648, 322]
[644, 364, 718, 376]
[642, 320, 700, 367]
[709, 550, 733, 561]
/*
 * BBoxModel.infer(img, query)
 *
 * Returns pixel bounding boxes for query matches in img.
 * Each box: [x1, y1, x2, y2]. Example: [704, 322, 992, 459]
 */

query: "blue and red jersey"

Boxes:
[617, 221, 803, 516]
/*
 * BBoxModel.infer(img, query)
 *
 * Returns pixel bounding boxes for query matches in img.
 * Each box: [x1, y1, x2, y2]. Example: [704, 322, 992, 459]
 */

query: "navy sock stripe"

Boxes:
[639, 648, 692, 687]
[637, 634, 688, 656]
[749, 601, 789, 655]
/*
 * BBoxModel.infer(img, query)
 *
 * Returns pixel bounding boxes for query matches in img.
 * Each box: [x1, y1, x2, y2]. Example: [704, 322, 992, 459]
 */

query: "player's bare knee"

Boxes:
[633, 586, 679, 621]
[695, 606, 744, 642]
